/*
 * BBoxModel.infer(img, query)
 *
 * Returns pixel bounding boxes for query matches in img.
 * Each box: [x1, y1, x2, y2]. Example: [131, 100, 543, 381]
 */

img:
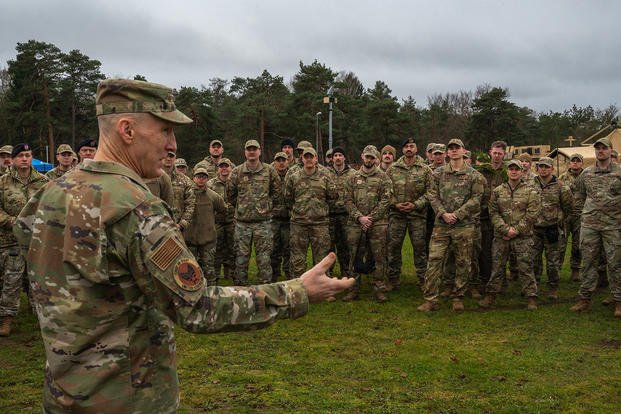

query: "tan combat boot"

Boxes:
[478, 294, 496, 309]
[374, 290, 388, 303]
[440, 286, 453, 298]
[570, 269, 580, 282]
[0, 317, 13, 337]
[470, 287, 482, 299]
[615, 302, 621, 318]
[527, 297, 538, 310]
[602, 295, 614, 306]
[341, 289, 359, 302]
[547, 289, 559, 300]
[452, 299, 465, 312]
[570, 299, 591, 312]
[416, 301, 439, 313]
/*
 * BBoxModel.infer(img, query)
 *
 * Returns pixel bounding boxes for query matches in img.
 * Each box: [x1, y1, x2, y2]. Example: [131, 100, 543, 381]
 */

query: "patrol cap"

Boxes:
[217, 158, 234, 167]
[303, 147, 317, 157]
[325, 148, 334, 157]
[174, 158, 188, 167]
[296, 140, 313, 150]
[432, 143, 446, 154]
[193, 167, 209, 176]
[517, 152, 532, 162]
[11, 143, 31, 157]
[381, 145, 397, 157]
[537, 156, 553, 167]
[210, 139, 223, 147]
[332, 146, 346, 156]
[274, 151, 287, 160]
[569, 153, 584, 161]
[402, 137, 416, 148]
[244, 139, 260, 149]
[447, 138, 465, 148]
[506, 159, 523, 170]
[362, 145, 379, 158]
[76, 138, 98, 152]
[281, 138, 296, 149]
[0, 145, 13, 155]
[56, 144, 74, 155]
[594, 137, 612, 148]
[96, 79, 192, 125]
[426, 143, 435, 152]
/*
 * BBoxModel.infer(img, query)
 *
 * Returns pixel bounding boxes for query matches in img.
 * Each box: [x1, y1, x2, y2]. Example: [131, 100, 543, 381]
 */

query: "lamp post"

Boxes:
[315, 112, 322, 154]
[327, 86, 333, 150]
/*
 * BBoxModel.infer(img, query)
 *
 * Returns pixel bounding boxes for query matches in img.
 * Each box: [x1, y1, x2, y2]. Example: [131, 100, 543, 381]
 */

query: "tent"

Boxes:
[32, 158, 54, 173]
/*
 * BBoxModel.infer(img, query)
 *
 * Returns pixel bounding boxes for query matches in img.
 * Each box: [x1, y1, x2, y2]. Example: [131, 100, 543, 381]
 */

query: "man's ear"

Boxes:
[116, 117, 134, 145]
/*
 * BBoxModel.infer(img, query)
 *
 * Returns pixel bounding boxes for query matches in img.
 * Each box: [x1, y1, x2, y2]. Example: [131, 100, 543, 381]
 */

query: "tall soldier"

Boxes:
[0, 144, 48, 336]
[417, 139, 485, 312]
[558, 153, 584, 281]
[228, 139, 281, 285]
[46, 144, 75, 180]
[194, 139, 224, 178]
[271, 151, 292, 281]
[163, 151, 195, 231]
[385, 138, 432, 290]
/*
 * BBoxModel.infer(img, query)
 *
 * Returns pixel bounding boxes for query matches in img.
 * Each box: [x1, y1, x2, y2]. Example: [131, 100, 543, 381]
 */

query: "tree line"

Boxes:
[0, 40, 617, 165]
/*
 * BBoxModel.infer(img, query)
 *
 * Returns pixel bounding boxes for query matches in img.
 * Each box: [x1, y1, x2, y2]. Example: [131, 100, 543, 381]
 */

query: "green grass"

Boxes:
[2, 237, 620, 413]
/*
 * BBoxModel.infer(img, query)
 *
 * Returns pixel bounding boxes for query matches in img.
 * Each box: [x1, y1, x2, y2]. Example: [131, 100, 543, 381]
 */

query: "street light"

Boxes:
[315, 112, 322, 155]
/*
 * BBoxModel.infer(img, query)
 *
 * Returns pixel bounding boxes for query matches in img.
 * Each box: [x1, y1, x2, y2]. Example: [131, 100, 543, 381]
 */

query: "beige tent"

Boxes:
[547, 128, 621, 175]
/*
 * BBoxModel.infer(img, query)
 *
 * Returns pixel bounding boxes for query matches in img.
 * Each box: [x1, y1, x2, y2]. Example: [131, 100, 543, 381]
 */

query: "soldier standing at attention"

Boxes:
[286, 140, 314, 177]
[285, 147, 339, 278]
[0, 145, 13, 175]
[425, 143, 435, 164]
[13, 79, 353, 412]
[518, 153, 537, 182]
[0, 143, 48, 336]
[194, 139, 224, 178]
[207, 158, 236, 282]
[531, 157, 573, 299]
[478, 159, 540, 310]
[228, 139, 281, 285]
[379, 145, 396, 172]
[325, 148, 334, 167]
[558, 153, 585, 282]
[570, 137, 621, 317]
[385, 138, 432, 290]
[45, 144, 76, 180]
[163, 151, 196, 231]
[76, 138, 98, 162]
[417, 139, 485, 312]
[425, 143, 446, 253]
[343, 146, 393, 302]
[271, 151, 292, 281]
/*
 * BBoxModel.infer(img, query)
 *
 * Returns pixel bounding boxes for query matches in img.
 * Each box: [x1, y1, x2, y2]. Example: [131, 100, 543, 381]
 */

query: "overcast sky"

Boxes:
[1, 0, 620, 113]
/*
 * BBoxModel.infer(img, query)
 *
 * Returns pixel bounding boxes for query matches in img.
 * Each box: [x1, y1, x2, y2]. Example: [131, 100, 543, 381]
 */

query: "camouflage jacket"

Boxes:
[284, 166, 339, 225]
[0, 166, 9, 176]
[558, 168, 583, 221]
[531, 175, 573, 228]
[13, 160, 309, 413]
[193, 155, 218, 178]
[573, 161, 621, 231]
[344, 166, 393, 225]
[270, 168, 290, 220]
[386, 155, 432, 219]
[427, 162, 485, 227]
[45, 166, 72, 180]
[167, 168, 196, 229]
[207, 177, 235, 225]
[490, 180, 540, 237]
[227, 162, 281, 222]
[0, 166, 48, 247]
[328, 164, 356, 215]
[475, 163, 506, 220]
[184, 186, 227, 245]
[145, 172, 175, 207]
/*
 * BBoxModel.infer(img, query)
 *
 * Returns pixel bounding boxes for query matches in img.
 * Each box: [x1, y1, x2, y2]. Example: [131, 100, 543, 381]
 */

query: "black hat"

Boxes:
[76, 139, 98, 152]
[401, 137, 416, 148]
[332, 146, 346, 156]
[281, 137, 296, 149]
[11, 143, 31, 158]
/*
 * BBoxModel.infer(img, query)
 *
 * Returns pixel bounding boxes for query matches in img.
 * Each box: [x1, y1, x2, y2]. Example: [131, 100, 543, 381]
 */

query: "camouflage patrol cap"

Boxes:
[506, 159, 523, 170]
[537, 157, 553, 167]
[210, 139, 223, 147]
[245, 139, 260, 149]
[381, 145, 397, 157]
[174, 158, 188, 167]
[56, 144, 74, 154]
[594, 137, 612, 148]
[447, 138, 465, 148]
[193, 167, 209, 176]
[0, 145, 14, 155]
[296, 140, 313, 150]
[432, 143, 446, 154]
[274, 151, 287, 160]
[426, 143, 435, 152]
[303, 147, 317, 157]
[325, 148, 334, 157]
[96, 79, 192, 125]
[362, 145, 379, 158]
[517, 153, 532, 162]
[569, 153, 584, 161]
[612, 149, 618, 158]
[217, 158, 234, 167]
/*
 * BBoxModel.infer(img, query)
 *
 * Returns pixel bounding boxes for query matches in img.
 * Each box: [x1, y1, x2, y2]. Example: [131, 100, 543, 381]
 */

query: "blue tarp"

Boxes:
[32, 158, 54, 173]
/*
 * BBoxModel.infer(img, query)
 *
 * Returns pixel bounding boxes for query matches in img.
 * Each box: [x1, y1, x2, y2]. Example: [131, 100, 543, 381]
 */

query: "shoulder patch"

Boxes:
[174, 259, 204, 291]
[150, 236, 183, 270]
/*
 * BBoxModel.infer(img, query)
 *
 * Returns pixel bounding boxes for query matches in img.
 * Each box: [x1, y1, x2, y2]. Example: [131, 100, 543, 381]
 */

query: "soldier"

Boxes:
[174, 157, 190, 177]
[207, 158, 236, 281]
[531, 157, 573, 299]
[478, 159, 540, 310]
[325, 148, 334, 167]
[144, 167, 175, 206]
[380, 145, 396, 172]
[271, 151, 292, 281]
[281, 137, 296, 166]
[425, 143, 446, 254]
[558, 153, 584, 281]
[0, 143, 48, 336]
[417, 139, 485, 312]
[228, 139, 281, 285]
[385, 138, 432, 290]
[518, 152, 537, 182]
[570, 137, 621, 317]
[343, 146, 393, 302]
[184, 167, 227, 286]
[285, 147, 338, 278]
[194, 139, 224, 178]
[45, 144, 75, 180]
[0, 145, 13, 175]
[76, 138, 98, 162]
[464, 150, 472, 166]
[287, 140, 314, 177]
[163, 151, 196, 231]
[328, 147, 356, 279]
[13, 79, 353, 411]
[425, 143, 435, 164]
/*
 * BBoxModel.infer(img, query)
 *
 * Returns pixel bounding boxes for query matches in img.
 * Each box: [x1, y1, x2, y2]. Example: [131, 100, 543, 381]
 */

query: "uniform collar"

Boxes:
[80, 159, 149, 191]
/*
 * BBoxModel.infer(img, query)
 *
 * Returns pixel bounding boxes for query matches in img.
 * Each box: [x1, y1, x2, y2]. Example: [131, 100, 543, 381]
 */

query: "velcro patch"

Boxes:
[150, 237, 183, 270]
[174, 259, 204, 291]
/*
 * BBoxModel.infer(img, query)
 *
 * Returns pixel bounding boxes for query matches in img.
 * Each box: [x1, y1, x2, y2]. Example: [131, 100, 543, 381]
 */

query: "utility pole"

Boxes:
[323, 86, 337, 149]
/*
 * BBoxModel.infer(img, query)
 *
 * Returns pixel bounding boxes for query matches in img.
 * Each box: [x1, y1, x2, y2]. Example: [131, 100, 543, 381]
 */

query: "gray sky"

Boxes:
[1, 0, 620, 113]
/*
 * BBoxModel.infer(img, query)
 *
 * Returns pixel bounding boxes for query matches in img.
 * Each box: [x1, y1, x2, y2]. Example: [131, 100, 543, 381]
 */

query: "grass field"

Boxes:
[1, 238, 620, 413]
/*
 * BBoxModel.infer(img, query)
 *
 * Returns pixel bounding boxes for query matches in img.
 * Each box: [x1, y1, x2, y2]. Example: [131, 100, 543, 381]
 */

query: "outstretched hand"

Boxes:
[300, 252, 356, 303]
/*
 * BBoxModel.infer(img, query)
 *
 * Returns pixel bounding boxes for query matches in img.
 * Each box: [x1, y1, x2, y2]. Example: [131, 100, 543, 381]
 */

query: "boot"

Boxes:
[478, 294, 496, 309]
[342, 289, 359, 302]
[0, 317, 12, 337]
[547, 288, 559, 301]
[470, 287, 482, 299]
[374, 290, 388, 303]
[615, 302, 621, 318]
[602, 295, 614, 306]
[527, 297, 538, 310]
[570, 269, 581, 282]
[452, 299, 465, 312]
[416, 301, 439, 313]
[570, 299, 591, 312]
[440, 286, 453, 298]
[386, 279, 400, 292]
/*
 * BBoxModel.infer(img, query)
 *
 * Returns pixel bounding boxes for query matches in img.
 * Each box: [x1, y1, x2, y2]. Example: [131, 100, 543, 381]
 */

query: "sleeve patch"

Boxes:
[174, 259, 204, 291]
[150, 236, 183, 270]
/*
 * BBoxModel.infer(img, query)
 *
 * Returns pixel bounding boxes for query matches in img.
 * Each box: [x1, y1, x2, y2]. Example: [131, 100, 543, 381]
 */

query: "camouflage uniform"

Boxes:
[531, 175, 573, 289]
[485, 179, 540, 296]
[227, 162, 281, 285]
[207, 176, 236, 281]
[574, 162, 621, 301]
[145, 172, 175, 207]
[270, 164, 291, 281]
[14, 160, 309, 413]
[558, 168, 584, 274]
[344, 166, 393, 294]
[328, 164, 356, 277]
[285, 165, 339, 278]
[423, 163, 485, 302]
[45, 166, 72, 180]
[167, 168, 196, 230]
[193, 156, 218, 178]
[385, 155, 432, 286]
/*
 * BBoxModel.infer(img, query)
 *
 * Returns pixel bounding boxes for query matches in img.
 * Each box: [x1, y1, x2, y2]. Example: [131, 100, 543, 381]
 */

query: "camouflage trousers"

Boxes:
[346, 224, 388, 292]
[486, 235, 538, 297]
[329, 214, 351, 277]
[387, 215, 427, 285]
[188, 240, 217, 286]
[443, 223, 481, 288]
[214, 222, 236, 281]
[234, 220, 273, 285]
[578, 226, 621, 301]
[532, 226, 563, 288]
[0, 246, 26, 317]
[560, 216, 581, 271]
[289, 222, 331, 279]
[423, 225, 474, 302]
[271, 219, 291, 281]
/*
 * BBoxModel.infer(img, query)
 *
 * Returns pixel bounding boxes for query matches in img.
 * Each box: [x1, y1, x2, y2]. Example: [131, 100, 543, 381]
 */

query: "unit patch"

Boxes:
[174, 259, 204, 291]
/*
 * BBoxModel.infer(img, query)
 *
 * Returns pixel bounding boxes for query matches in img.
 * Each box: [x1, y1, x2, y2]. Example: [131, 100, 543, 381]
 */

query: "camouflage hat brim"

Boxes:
[150, 109, 193, 125]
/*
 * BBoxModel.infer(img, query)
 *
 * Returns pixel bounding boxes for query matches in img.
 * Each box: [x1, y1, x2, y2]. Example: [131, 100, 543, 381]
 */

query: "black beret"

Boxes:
[401, 137, 416, 148]
[11, 143, 31, 158]
[76, 139, 98, 152]
[281, 137, 296, 149]
[332, 146, 346, 156]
